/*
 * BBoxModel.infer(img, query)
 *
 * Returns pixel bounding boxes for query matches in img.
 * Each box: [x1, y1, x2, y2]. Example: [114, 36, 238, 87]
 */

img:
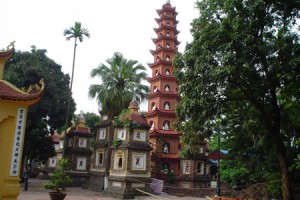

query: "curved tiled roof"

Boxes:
[131, 112, 150, 129]
[68, 126, 91, 135]
[0, 47, 14, 58]
[0, 79, 45, 101]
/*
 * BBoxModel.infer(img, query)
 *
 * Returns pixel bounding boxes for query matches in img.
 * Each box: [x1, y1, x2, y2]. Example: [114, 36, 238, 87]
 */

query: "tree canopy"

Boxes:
[174, 0, 300, 199]
[89, 52, 149, 117]
[4, 46, 76, 162]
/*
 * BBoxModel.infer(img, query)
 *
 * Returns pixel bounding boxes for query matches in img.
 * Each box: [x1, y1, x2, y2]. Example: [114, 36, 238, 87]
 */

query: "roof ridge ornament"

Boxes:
[166, 0, 171, 4]
[0, 42, 15, 80]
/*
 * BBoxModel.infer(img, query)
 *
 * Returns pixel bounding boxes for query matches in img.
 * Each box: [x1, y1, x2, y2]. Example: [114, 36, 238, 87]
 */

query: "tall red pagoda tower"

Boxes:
[146, 0, 181, 180]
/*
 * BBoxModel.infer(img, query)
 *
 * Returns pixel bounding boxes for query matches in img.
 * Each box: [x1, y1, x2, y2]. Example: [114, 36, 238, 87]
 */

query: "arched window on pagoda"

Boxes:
[164, 85, 170, 92]
[166, 43, 170, 48]
[151, 102, 156, 110]
[166, 22, 170, 26]
[163, 120, 170, 130]
[155, 69, 159, 76]
[157, 44, 161, 48]
[165, 69, 170, 75]
[164, 102, 170, 110]
[118, 158, 123, 168]
[156, 56, 160, 62]
[149, 121, 154, 130]
[166, 32, 170, 36]
[162, 163, 170, 174]
[166, 55, 170, 61]
[153, 86, 158, 93]
[162, 142, 170, 153]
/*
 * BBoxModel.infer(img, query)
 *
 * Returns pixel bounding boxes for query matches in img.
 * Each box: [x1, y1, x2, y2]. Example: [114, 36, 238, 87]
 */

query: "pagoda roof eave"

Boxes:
[147, 74, 177, 82]
[146, 108, 176, 117]
[147, 60, 173, 68]
[0, 47, 15, 59]
[0, 79, 45, 103]
[150, 130, 182, 138]
[150, 47, 177, 55]
[147, 90, 180, 99]
[156, 7, 178, 15]
[152, 152, 180, 160]
[154, 26, 180, 34]
[155, 17, 179, 24]
[152, 37, 180, 45]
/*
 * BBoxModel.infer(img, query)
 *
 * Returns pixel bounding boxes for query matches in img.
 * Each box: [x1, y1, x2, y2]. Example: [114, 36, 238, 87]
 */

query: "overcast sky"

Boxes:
[1, 0, 199, 114]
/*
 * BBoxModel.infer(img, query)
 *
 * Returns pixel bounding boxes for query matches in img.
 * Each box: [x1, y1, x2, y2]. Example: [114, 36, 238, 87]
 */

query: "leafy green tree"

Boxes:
[89, 52, 149, 118]
[63, 22, 90, 130]
[174, 1, 300, 199]
[83, 112, 100, 136]
[4, 47, 76, 162]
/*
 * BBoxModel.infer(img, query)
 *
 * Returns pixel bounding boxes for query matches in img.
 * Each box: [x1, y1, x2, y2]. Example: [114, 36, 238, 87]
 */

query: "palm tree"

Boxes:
[63, 22, 90, 155]
[63, 22, 90, 124]
[89, 52, 149, 185]
[89, 52, 149, 118]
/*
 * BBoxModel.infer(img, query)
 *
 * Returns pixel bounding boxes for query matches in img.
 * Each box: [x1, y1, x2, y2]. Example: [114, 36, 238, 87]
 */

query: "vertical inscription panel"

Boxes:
[10, 108, 26, 176]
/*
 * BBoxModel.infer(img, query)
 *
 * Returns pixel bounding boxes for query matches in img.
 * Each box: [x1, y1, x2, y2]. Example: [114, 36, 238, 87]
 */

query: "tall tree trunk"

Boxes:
[272, 126, 292, 200]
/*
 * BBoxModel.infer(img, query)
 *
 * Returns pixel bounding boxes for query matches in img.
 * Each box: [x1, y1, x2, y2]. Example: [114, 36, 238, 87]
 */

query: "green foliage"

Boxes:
[290, 139, 300, 171]
[4, 47, 76, 162]
[221, 164, 250, 188]
[112, 139, 123, 147]
[43, 159, 72, 192]
[83, 112, 100, 136]
[174, 0, 300, 198]
[89, 52, 149, 118]
[290, 154, 300, 171]
[264, 172, 282, 199]
[113, 109, 147, 130]
[167, 171, 176, 184]
[64, 22, 90, 43]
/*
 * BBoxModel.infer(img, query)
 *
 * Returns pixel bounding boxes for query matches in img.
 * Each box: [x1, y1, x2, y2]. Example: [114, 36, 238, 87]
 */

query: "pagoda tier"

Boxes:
[148, 91, 180, 99]
[147, 109, 176, 118]
[150, 47, 178, 54]
[156, 6, 178, 16]
[152, 152, 180, 160]
[154, 25, 180, 35]
[152, 36, 180, 46]
[147, 60, 172, 69]
[155, 16, 179, 24]
[150, 129, 182, 138]
[147, 74, 177, 82]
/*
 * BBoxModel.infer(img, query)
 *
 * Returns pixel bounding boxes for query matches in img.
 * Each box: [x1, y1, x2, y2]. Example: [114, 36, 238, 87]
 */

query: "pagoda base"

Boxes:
[103, 176, 152, 199]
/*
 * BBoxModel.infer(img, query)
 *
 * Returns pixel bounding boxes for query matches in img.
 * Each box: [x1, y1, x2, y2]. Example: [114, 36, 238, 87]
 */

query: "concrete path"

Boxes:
[18, 179, 207, 200]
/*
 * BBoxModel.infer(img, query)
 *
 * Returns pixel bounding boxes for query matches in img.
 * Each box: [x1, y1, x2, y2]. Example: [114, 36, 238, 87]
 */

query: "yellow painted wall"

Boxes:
[0, 101, 30, 200]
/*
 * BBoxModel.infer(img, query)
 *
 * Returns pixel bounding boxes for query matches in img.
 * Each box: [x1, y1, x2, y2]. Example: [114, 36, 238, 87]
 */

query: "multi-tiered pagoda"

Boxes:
[147, 0, 211, 189]
[146, 0, 181, 180]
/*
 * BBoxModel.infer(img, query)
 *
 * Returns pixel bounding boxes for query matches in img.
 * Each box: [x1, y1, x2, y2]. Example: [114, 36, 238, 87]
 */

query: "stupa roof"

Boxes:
[66, 111, 92, 137]
[114, 99, 150, 130]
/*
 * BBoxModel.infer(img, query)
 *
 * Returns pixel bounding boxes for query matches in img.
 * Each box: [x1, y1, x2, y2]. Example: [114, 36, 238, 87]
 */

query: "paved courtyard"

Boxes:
[18, 179, 207, 200]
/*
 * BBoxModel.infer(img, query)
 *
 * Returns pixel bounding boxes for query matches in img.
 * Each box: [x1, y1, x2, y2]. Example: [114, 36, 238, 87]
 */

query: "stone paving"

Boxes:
[18, 179, 207, 200]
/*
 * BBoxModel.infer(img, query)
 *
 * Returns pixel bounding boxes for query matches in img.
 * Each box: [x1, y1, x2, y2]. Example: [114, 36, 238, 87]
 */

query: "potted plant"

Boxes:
[43, 158, 72, 200]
